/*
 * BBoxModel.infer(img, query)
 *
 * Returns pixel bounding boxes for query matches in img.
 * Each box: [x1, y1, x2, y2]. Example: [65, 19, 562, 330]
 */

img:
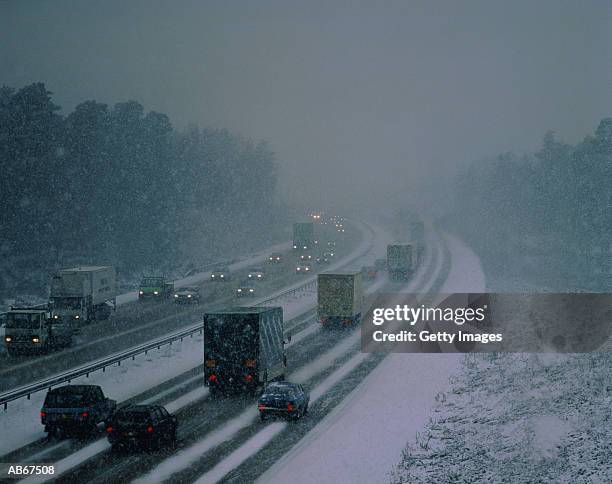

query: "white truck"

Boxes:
[50, 266, 117, 324]
[317, 271, 363, 327]
[4, 307, 74, 354]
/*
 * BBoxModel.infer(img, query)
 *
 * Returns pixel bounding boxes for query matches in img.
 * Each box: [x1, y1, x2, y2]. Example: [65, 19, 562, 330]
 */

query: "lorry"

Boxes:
[138, 276, 174, 300]
[387, 244, 417, 281]
[4, 307, 74, 354]
[293, 222, 315, 250]
[203, 307, 288, 394]
[50, 266, 116, 323]
[409, 221, 425, 259]
[40, 384, 116, 437]
[317, 271, 363, 327]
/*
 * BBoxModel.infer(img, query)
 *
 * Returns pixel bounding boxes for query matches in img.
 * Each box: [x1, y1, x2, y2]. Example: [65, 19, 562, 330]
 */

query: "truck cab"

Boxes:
[139, 276, 174, 300]
[4, 308, 73, 354]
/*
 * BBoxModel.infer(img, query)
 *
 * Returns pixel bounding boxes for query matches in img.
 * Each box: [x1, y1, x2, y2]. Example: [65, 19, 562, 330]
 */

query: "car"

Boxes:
[236, 280, 256, 296]
[314, 254, 329, 264]
[211, 266, 231, 281]
[107, 404, 177, 451]
[327, 241, 336, 248]
[41, 385, 116, 437]
[323, 250, 334, 259]
[299, 253, 314, 261]
[173, 286, 200, 304]
[268, 253, 282, 263]
[258, 381, 309, 421]
[295, 262, 312, 274]
[247, 267, 265, 280]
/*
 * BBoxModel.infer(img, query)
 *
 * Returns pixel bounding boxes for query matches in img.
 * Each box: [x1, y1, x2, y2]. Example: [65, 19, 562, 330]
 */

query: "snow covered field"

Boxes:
[259, 231, 486, 484]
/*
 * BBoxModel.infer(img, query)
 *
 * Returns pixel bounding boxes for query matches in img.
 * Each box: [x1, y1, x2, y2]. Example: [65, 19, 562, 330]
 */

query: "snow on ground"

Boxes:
[389, 353, 612, 483]
[0, 334, 205, 456]
[259, 230, 486, 484]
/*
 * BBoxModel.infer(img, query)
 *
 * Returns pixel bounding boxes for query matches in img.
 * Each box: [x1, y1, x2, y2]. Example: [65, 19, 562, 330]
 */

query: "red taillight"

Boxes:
[245, 374, 253, 382]
[146, 425, 154, 433]
[106, 426, 113, 433]
[258, 404, 265, 411]
[287, 403, 294, 412]
[208, 374, 217, 382]
[81, 411, 89, 417]
[40, 411, 46, 418]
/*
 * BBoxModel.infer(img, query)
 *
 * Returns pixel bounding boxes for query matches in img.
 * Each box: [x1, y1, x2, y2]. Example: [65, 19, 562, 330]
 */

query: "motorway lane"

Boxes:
[0, 226, 360, 392]
[50, 224, 448, 484]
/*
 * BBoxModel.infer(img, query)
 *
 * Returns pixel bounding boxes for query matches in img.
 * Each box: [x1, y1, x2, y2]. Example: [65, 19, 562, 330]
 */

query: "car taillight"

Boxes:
[147, 425, 154, 433]
[258, 404, 265, 411]
[81, 411, 89, 417]
[209, 374, 217, 382]
[287, 403, 294, 411]
[106, 426, 113, 433]
[40, 411, 46, 418]
[245, 374, 253, 382]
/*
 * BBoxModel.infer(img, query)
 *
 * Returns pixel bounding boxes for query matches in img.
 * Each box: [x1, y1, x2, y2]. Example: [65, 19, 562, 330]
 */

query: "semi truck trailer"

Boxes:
[387, 244, 417, 281]
[293, 222, 315, 250]
[50, 266, 117, 323]
[317, 271, 363, 327]
[203, 307, 288, 394]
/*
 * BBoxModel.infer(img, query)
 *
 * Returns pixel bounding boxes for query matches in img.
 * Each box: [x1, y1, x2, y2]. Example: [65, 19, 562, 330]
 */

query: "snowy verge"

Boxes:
[259, 230, 486, 484]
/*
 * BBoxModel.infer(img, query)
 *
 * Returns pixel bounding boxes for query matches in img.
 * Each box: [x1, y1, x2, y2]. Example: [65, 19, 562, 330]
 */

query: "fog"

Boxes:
[2, 0, 610, 211]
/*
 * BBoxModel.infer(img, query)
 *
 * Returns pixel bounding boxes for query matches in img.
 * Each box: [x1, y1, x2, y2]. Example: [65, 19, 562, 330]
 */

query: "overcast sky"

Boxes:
[2, 0, 610, 210]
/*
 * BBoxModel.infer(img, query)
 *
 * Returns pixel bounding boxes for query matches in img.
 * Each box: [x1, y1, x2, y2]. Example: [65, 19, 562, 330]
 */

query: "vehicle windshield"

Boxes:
[250, 268, 264, 273]
[265, 385, 296, 397]
[205, 315, 257, 361]
[52, 297, 81, 309]
[178, 287, 197, 292]
[115, 410, 150, 424]
[141, 278, 163, 286]
[44, 391, 87, 408]
[6, 313, 40, 330]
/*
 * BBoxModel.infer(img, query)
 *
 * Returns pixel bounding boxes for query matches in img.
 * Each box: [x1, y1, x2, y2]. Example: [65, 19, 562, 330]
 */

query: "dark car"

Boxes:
[247, 267, 265, 280]
[107, 404, 177, 451]
[41, 385, 116, 437]
[268, 253, 283, 263]
[295, 262, 312, 274]
[173, 286, 200, 304]
[258, 381, 309, 421]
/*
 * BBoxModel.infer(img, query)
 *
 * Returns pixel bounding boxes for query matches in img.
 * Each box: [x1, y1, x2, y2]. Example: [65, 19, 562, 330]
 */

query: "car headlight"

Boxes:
[296, 267, 301, 271]
[32, 337, 40, 343]
[293, 245, 297, 249]
[249, 288, 254, 292]
[53, 315, 59, 319]
[5, 336, 12, 342]
[220, 274, 224, 278]
[187, 294, 192, 298]
[139, 291, 144, 295]
[237, 289, 242, 292]
[174, 294, 179, 298]
[74, 315, 80, 319]
[257, 274, 262, 278]
[211, 274, 215, 278]
[153, 291, 159, 295]
[248, 274, 252, 278]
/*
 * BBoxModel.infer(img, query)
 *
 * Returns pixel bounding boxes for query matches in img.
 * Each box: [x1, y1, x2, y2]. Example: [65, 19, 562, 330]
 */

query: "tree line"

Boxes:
[448, 119, 611, 289]
[0, 83, 282, 295]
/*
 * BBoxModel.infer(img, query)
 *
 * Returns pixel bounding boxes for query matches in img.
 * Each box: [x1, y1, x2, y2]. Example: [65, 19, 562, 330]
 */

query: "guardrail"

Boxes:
[0, 224, 372, 410]
[0, 323, 204, 410]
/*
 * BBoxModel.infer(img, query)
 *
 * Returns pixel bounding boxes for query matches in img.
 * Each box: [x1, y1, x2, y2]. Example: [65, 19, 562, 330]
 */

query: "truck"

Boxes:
[293, 222, 315, 250]
[138, 276, 174, 300]
[4, 307, 74, 354]
[50, 266, 116, 323]
[317, 271, 363, 327]
[387, 244, 417, 281]
[409, 221, 425, 259]
[40, 384, 116, 437]
[203, 307, 288, 394]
